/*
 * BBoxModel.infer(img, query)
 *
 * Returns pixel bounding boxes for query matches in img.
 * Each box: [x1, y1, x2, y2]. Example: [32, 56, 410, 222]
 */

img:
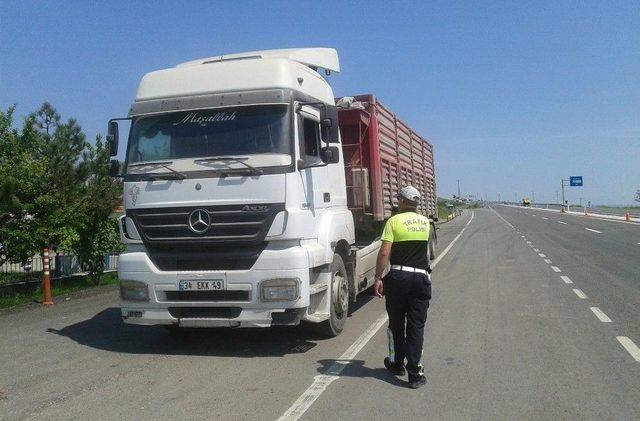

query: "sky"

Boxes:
[1, 1, 639, 205]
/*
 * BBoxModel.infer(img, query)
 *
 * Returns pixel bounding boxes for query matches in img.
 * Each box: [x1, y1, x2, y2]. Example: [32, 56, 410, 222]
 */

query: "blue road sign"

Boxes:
[569, 176, 583, 187]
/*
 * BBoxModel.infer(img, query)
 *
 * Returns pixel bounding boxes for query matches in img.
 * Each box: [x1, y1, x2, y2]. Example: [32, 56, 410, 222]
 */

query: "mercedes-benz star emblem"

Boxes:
[188, 209, 210, 234]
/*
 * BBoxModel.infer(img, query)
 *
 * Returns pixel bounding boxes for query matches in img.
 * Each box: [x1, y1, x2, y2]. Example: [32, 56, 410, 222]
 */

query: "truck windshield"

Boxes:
[126, 105, 290, 165]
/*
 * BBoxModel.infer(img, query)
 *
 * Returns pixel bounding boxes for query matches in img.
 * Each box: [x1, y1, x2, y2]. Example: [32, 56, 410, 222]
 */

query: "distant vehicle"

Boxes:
[107, 48, 437, 336]
[522, 197, 531, 207]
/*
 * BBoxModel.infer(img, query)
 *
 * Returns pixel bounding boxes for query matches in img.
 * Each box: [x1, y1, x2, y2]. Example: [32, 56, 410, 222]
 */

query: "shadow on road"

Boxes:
[47, 294, 376, 358]
[317, 359, 406, 387]
[47, 307, 323, 358]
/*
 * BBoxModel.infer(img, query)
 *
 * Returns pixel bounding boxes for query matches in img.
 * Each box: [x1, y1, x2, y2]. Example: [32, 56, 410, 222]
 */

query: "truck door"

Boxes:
[297, 106, 330, 213]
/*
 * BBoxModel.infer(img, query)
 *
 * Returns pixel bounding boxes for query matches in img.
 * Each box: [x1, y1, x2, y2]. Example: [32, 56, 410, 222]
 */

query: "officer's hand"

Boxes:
[374, 279, 384, 298]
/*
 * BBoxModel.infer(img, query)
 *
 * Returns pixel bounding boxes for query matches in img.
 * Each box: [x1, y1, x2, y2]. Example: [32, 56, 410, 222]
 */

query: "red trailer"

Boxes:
[338, 94, 436, 239]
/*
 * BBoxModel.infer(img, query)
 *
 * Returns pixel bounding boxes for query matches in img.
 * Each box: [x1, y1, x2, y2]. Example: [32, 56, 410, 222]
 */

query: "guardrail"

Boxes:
[445, 208, 463, 222]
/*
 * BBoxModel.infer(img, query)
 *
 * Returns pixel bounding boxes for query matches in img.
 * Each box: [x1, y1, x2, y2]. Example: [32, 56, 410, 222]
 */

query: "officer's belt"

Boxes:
[390, 265, 427, 275]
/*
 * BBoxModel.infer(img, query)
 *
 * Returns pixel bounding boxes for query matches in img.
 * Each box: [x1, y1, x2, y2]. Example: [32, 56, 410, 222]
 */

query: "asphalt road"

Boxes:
[1, 208, 639, 420]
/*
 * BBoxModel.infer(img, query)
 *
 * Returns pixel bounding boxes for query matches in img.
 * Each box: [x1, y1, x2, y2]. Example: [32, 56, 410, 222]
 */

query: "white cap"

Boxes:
[399, 185, 421, 203]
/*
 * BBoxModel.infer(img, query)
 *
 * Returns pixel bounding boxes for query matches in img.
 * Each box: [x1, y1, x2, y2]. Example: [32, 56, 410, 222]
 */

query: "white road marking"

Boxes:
[490, 207, 517, 230]
[590, 307, 612, 323]
[637, 242, 640, 245]
[617, 337, 640, 362]
[532, 214, 537, 216]
[278, 212, 476, 421]
[573, 289, 587, 299]
[538, 253, 546, 257]
[544, 259, 552, 264]
[551, 266, 562, 272]
[585, 228, 602, 233]
[533, 248, 540, 252]
[541, 217, 549, 220]
[561, 276, 573, 284]
[557, 221, 567, 225]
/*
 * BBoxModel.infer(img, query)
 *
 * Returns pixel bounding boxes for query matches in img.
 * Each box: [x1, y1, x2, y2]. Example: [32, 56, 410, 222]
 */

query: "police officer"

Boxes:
[374, 185, 431, 389]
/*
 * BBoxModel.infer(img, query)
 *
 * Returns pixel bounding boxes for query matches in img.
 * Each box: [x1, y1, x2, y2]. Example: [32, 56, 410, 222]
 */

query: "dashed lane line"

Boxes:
[561, 276, 573, 284]
[276, 212, 476, 421]
[544, 259, 552, 264]
[590, 307, 612, 323]
[573, 289, 588, 299]
[541, 217, 549, 220]
[533, 248, 540, 252]
[585, 228, 602, 233]
[557, 221, 567, 225]
[538, 253, 546, 257]
[617, 337, 640, 362]
[551, 266, 562, 272]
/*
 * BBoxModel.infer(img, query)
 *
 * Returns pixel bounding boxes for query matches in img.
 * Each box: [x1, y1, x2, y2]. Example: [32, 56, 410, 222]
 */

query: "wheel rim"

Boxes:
[332, 270, 349, 319]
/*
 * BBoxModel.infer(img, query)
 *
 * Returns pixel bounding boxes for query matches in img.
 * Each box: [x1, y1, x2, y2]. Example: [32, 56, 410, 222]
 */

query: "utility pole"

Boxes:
[457, 179, 461, 199]
[532, 191, 535, 204]
[556, 190, 559, 204]
[561, 179, 568, 212]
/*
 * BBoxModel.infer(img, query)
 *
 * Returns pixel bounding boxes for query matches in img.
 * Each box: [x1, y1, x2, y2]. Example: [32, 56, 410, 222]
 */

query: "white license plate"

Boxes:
[178, 280, 225, 291]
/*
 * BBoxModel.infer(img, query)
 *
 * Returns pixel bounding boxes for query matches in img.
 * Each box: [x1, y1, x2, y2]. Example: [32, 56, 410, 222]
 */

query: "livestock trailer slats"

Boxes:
[338, 94, 437, 237]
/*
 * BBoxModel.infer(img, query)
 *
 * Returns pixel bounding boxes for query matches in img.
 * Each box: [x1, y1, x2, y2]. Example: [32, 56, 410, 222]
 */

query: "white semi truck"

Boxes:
[108, 48, 436, 336]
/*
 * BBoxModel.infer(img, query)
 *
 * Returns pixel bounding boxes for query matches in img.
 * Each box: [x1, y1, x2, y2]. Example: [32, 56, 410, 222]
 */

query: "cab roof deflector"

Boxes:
[176, 48, 340, 73]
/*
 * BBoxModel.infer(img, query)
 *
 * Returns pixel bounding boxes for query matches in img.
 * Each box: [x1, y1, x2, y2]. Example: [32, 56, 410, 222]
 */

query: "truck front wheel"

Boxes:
[316, 253, 349, 337]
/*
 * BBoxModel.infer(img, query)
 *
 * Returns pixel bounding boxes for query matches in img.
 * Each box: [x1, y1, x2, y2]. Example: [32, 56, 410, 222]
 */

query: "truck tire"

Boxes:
[429, 222, 437, 260]
[315, 253, 349, 337]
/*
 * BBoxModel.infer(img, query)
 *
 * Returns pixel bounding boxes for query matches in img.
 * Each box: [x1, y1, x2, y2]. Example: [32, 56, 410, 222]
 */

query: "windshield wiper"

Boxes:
[129, 160, 187, 179]
[194, 156, 264, 175]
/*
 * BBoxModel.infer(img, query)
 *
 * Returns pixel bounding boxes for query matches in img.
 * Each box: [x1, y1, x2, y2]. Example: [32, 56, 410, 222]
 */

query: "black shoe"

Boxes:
[408, 374, 427, 389]
[384, 357, 406, 376]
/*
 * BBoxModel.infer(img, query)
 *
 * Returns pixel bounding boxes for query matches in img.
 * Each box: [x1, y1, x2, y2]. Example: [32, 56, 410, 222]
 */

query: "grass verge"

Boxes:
[437, 197, 462, 220]
[0, 272, 118, 309]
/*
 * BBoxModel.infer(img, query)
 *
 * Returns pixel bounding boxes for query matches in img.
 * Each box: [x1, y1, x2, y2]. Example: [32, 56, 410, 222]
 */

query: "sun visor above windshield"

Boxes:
[129, 89, 292, 117]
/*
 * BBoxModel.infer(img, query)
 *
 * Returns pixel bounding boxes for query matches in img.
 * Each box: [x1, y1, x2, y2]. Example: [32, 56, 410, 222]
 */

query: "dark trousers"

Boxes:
[384, 270, 431, 373]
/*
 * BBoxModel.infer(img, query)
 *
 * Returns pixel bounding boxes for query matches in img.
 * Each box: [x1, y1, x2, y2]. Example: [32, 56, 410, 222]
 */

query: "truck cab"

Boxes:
[108, 48, 378, 336]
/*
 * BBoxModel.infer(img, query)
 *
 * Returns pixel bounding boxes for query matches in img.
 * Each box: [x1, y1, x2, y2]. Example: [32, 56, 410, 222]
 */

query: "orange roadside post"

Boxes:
[626, 210, 631, 223]
[42, 248, 53, 306]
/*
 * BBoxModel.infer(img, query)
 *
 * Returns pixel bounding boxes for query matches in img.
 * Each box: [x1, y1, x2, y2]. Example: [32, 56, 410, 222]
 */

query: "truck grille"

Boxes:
[146, 244, 266, 271]
[168, 307, 242, 319]
[128, 203, 285, 247]
[163, 290, 250, 302]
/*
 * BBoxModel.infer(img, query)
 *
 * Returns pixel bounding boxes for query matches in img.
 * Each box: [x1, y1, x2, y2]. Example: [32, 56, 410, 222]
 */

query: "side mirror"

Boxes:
[320, 106, 339, 143]
[109, 159, 122, 177]
[107, 120, 119, 156]
[320, 146, 340, 164]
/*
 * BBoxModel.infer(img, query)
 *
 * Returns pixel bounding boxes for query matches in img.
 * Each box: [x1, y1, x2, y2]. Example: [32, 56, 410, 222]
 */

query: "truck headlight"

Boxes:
[260, 278, 300, 302]
[120, 280, 149, 302]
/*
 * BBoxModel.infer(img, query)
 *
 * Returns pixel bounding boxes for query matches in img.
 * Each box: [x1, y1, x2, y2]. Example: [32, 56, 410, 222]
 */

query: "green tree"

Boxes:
[0, 103, 123, 282]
